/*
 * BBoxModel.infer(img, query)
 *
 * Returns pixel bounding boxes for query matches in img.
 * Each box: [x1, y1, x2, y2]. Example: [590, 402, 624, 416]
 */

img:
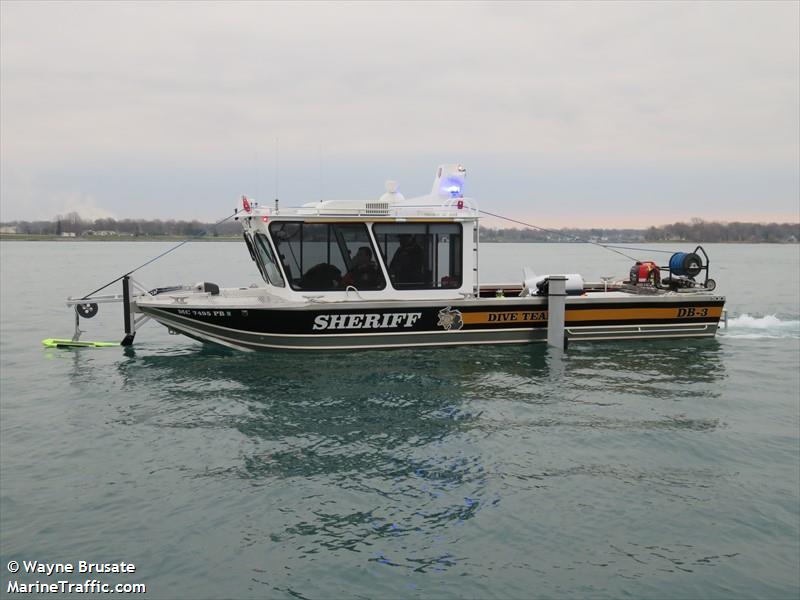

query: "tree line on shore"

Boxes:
[1, 212, 243, 237]
[2, 213, 798, 243]
[642, 219, 798, 243]
[481, 219, 799, 243]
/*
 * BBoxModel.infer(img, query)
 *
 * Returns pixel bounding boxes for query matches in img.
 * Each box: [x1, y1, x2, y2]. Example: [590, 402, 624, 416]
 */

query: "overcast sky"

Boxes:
[1, 1, 798, 227]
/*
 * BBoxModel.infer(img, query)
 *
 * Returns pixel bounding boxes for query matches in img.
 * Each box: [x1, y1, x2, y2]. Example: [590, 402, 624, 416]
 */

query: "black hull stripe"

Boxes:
[161, 321, 717, 351]
[565, 300, 725, 311]
[143, 307, 718, 351]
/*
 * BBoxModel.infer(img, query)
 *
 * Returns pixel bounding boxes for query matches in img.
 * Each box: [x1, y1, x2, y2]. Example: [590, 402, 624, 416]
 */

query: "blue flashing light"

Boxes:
[441, 176, 464, 198]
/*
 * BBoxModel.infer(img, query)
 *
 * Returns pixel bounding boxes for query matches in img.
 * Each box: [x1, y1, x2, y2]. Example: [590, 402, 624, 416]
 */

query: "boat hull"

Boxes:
[137, 296, 725, 351]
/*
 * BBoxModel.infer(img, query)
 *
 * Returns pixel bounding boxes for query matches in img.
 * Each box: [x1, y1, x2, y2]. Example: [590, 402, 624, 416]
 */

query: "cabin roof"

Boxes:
[242, 195, 479, 222]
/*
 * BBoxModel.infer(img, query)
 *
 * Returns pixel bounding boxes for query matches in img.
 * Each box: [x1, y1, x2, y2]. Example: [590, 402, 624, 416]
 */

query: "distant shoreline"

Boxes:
[0, 234, 241, 242]
[3, 217, 797, 243]
[1, 234, 797, 244]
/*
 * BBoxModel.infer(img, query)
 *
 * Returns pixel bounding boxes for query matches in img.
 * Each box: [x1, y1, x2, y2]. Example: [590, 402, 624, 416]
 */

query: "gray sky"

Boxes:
[1, 1, 798, 227]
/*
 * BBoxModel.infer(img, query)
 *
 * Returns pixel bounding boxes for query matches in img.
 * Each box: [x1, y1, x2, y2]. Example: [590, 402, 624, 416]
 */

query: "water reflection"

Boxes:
[63, 339, 729, 478]
[59, 340, 730, 588]
[455, 338, 727, 403]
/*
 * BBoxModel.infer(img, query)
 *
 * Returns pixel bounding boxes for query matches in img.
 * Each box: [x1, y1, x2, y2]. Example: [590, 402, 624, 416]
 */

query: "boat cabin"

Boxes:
[238, 165, 480, 301]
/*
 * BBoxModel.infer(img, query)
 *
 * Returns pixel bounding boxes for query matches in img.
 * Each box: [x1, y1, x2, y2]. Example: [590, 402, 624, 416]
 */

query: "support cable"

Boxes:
[478, 209, 679, 262]
[80, 210, 240, 299]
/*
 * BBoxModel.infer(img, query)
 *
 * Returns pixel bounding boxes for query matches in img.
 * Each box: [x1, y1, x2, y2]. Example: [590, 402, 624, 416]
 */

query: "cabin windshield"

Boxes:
[373, 223, 462, 289]
[253, 233, 285, 287]
[268, 222, 386, 291]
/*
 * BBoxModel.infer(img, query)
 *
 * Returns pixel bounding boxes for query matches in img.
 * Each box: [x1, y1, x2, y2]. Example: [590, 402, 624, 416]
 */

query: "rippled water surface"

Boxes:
[1, 241, 798, 599]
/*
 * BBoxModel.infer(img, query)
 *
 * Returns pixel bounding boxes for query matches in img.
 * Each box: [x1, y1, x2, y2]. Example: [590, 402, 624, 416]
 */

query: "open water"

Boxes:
[1, 241, 798, 599]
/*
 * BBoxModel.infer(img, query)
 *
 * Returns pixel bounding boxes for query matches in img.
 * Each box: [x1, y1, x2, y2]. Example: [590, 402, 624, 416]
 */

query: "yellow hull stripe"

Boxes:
[567, 306, 723, 321]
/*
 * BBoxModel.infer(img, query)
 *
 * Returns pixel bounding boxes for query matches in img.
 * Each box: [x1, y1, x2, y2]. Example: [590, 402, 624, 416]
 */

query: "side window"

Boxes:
[269, 222, 302, 284]
[253, 233, 285, 287]
[268, 222, 385, 291]
[336, 224, 386, 291]
[243, 232, 257, 262]
[373, 223, 462, 289]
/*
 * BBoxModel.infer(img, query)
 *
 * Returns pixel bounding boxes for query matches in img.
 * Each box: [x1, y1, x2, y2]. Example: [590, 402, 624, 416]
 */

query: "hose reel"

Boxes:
[665, 246, 714, 290]
[669, 252, 703, 278]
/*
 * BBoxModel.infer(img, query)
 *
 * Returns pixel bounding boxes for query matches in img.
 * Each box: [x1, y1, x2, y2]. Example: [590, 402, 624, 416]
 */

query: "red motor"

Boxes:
[629, 261, 660, 286]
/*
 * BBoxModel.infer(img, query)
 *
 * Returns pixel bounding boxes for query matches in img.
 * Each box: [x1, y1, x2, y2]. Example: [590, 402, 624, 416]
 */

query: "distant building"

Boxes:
[60, 232, 76, 237]
[0, 226, 18, 234]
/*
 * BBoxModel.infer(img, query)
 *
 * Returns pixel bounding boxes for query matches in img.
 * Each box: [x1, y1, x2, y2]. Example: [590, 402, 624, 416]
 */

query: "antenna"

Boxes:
[318, 144, 323, 201]
[274, 137, 280, 212]
[254, 151, 259, 202]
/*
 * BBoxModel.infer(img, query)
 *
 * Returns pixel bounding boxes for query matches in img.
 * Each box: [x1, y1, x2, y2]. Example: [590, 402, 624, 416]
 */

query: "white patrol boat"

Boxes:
[60, 165, 725, 351]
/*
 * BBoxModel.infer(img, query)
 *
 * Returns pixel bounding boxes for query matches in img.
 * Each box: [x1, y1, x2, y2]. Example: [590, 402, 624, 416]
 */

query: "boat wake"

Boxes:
[723, 314, 800, 339]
